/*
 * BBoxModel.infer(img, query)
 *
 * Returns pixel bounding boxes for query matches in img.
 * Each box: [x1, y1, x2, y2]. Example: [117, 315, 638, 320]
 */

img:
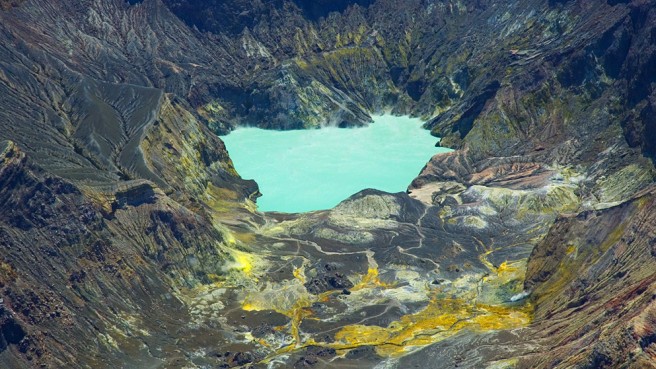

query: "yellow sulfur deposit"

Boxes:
[334, 296, 531, 357]
[350, 267, 394, 291]
[231, 250, 254, 275]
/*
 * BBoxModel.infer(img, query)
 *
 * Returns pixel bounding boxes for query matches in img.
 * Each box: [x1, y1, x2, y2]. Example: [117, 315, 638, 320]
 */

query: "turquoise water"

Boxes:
[221, 115, 451, 213]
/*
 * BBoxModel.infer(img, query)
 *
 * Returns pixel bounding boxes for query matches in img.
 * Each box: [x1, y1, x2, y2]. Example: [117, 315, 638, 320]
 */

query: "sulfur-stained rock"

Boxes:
[0, 1, 655, 368]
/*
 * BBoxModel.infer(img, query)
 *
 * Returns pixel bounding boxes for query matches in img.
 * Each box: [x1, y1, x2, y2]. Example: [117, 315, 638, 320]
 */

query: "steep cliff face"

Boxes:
[4, 0, 653, 148]
[0, 88, 266, 367]
[523, 186, 656, 368]
[0, 141, 224, 368]
[0, 0, 655, 368]
[156, 0, 656, 165]
[0, 3, 260, 363]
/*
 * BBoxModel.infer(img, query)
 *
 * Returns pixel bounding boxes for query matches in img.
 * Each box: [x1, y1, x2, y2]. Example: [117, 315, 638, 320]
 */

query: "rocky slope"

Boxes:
[0, 0, 655, 368]
[522, 185, 656, 368]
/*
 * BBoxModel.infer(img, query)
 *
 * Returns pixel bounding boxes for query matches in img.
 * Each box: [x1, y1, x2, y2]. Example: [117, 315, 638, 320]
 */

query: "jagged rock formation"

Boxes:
[0, 0, 655, 368]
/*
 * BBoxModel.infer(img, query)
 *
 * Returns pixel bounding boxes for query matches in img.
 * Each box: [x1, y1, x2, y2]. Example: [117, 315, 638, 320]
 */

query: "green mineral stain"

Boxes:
[221, 115, 452, 213]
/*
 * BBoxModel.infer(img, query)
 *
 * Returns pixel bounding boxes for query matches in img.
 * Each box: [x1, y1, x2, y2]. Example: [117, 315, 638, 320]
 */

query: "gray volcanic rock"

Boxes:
[0, 0, 655, 368]
[522, 186, 656, 368]
[67, 78, 165, 187]
[0, 140, 250, 368]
